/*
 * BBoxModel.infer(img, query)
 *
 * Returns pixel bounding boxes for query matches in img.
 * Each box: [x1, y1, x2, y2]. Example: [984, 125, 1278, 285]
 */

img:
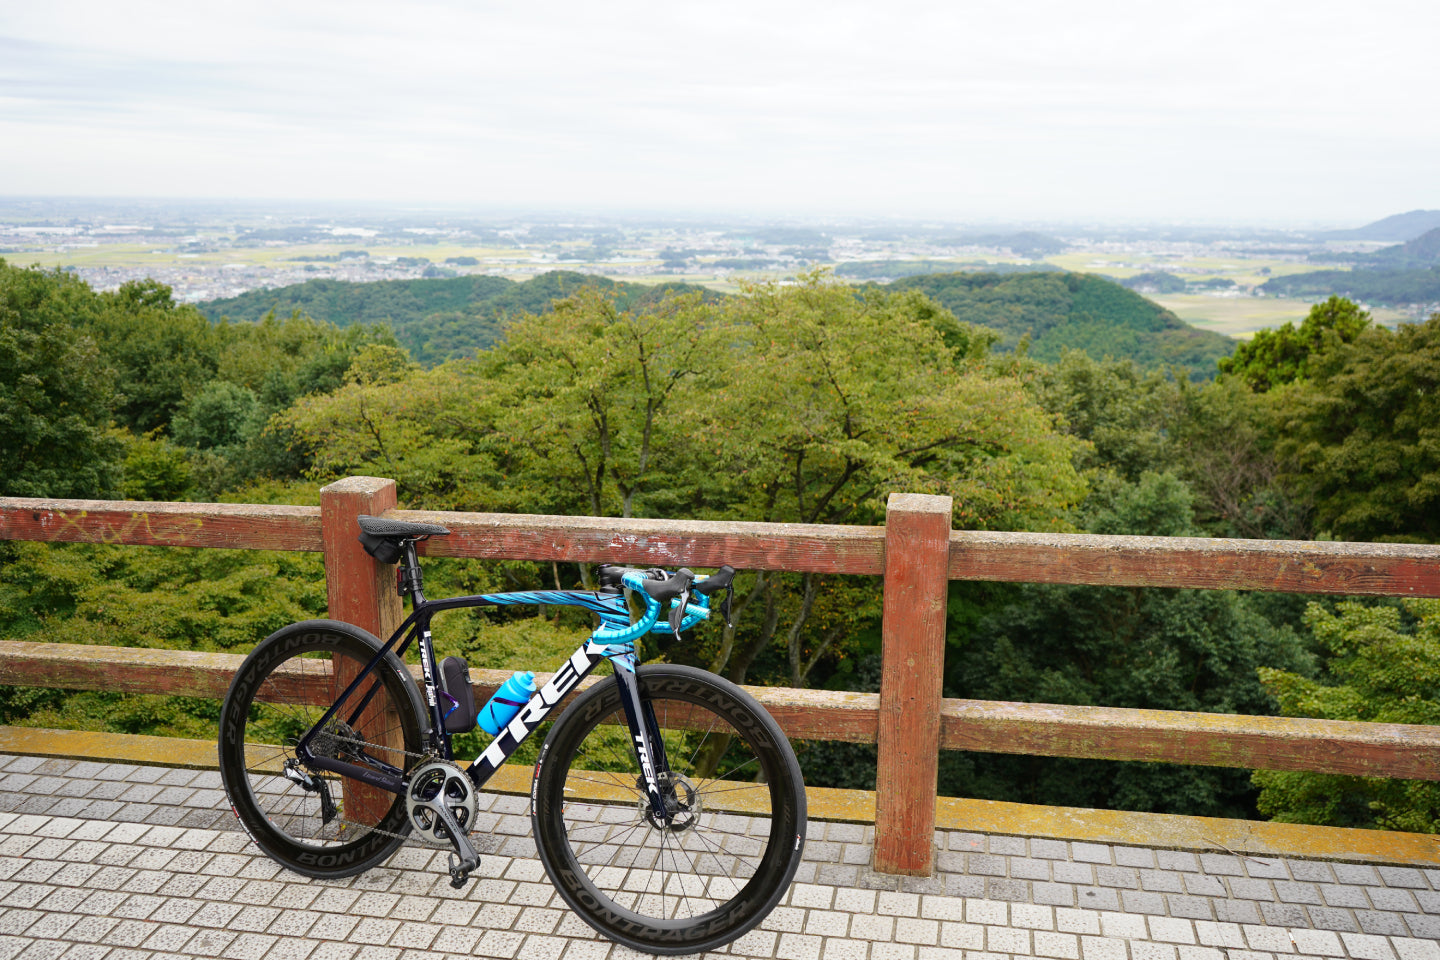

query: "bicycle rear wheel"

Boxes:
[218, 620, 425, 879]
[532, 664, 806, 955]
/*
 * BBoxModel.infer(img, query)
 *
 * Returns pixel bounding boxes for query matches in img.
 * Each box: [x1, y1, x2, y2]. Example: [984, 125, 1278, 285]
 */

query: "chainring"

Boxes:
[406, 759, 478, 844]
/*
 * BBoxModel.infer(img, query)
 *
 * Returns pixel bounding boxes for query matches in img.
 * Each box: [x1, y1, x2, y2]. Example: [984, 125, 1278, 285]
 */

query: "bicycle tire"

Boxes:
[532, 664, 806, 955]
[218, 620, 426, 879]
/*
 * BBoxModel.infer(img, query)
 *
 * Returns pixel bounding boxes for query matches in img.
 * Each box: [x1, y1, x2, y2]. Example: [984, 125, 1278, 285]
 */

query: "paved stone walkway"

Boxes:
[0, 754, 1436, 960]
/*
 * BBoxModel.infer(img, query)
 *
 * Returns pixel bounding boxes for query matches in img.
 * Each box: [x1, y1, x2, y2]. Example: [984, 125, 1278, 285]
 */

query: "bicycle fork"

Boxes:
[611, 654, 676, 826]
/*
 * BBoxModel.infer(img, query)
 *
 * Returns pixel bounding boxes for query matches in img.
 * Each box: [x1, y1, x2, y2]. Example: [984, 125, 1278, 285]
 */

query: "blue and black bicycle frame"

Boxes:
[291, 536, 733, 881]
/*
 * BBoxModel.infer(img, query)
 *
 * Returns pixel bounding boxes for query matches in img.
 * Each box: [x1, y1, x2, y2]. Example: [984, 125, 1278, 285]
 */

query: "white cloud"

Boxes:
[1, 0, 1436, 222]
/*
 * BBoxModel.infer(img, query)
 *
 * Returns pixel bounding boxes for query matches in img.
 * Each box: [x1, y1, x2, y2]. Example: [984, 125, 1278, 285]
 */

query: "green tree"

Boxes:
[1030, 350, 1176, 482]
[172, 381, 262, 451]
[1169, 376, 1308, 540]
[944, 472, 1312, 817]
[1275, 313, 1440, 542]
[1218, 296, 1370, 392]
[0, 260, 122, 498]
[694, 278, 1084, 686]
[91, 280, 220, 434]
[120, 430, 193, 501]
[474, 288, 721, 520]
[1254, 600, 1440, 832]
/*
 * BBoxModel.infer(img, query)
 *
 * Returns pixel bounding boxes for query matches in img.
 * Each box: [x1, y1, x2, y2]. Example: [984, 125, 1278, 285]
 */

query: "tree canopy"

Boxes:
[882, 271, 1235, 374]
[0, 262, 121, 498]
[1217, 295, 1371, 392]
[283, 275, 1086, 691]
[1274, 313, 1440, 542]
[1254, 600, 1440, 832]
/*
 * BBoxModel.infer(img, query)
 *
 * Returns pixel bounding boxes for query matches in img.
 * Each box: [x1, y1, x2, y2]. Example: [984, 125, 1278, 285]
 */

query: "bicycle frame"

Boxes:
[294, 549, 713, 823]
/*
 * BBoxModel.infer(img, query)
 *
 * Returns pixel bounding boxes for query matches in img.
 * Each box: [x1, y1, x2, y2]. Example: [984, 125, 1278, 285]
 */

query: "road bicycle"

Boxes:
[218, 515, 807, 955]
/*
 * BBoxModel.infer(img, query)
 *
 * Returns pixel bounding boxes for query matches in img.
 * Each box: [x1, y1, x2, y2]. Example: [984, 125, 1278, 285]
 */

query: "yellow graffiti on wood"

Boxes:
[40, 509, 206, 546]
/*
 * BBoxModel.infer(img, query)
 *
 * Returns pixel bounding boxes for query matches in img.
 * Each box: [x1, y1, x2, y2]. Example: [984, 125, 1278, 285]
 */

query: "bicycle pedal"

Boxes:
[446, 852, 474, 889]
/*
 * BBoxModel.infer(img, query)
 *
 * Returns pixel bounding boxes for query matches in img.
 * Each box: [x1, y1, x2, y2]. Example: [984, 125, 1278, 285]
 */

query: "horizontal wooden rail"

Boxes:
[6, 641, 1438, 781]
[937, 699, 1440, 781]
[949, 530, 1440, 597]
[396, 509, 886, 575]
[0, 641, 868, 743]
[0, 499, 323, 552]
[5, 496, 1438, 596]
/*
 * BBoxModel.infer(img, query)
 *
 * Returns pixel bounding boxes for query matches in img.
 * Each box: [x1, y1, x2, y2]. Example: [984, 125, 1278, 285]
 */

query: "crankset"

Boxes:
[406, 759, 482, 887]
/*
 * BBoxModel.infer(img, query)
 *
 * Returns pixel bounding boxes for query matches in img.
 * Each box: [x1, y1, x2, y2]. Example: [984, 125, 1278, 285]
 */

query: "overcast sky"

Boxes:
[2, 0, 1437, 225]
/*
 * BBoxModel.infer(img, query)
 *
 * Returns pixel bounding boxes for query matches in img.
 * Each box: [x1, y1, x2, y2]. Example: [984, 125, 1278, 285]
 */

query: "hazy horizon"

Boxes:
[1, 194, 1429, 233]
[4, 0, 1438, 224]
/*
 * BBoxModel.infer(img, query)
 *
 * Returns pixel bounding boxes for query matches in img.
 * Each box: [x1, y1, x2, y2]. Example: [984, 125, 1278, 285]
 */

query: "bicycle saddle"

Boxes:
[357, 515, 451, 539]
[357, 515, 450, 564]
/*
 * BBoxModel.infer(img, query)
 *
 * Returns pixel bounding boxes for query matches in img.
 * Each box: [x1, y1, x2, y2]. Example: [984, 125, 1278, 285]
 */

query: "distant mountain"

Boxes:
[878, 272, 1235, 376]
[199, 272, 717, 366]
[1321, 210, 1440, 242]
[1262, 227, 1440, 305]
[1371, 227, 1440, 268]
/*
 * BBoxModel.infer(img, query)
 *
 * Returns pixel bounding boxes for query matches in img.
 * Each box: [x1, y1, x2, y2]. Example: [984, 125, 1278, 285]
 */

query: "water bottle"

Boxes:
[478, 671, 537, 735]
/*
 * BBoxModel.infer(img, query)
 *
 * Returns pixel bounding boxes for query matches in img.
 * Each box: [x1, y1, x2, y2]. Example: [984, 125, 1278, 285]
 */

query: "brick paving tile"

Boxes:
[4, 755, 1440, 960]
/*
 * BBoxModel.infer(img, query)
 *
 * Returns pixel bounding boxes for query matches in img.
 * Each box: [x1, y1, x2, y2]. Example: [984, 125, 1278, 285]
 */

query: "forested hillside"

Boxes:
[203, 268, 1234, 375]
[1261, 228, 1440, 305]
[5, 257, 1439, 829]
[200, 272, 718, 365]
[1260, 266, 1440, 305]
[882, 271, 1236, 374]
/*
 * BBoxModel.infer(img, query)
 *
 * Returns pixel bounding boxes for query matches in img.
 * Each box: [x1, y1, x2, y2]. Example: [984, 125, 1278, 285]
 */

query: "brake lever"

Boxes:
[668, 589, 690, 634]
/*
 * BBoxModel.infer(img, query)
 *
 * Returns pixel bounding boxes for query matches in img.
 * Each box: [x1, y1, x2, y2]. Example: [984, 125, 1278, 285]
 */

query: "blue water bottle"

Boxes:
[478, 671, 537, 735]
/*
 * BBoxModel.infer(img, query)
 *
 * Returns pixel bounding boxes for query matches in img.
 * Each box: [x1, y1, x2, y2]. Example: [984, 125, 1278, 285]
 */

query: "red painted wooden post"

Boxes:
[320, 476, 403, 637]
[320, 476, 405, 825]
[874, 492, 952, 876]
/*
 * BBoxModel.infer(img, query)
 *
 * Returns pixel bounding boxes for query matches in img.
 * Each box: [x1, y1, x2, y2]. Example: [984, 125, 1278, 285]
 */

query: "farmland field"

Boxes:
[1152, 294, 1411, 338]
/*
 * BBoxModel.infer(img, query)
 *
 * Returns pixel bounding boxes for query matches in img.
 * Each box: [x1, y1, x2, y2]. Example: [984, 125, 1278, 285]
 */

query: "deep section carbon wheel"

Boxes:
[532, 664, 806, 955]
[218, 620, 425, 879]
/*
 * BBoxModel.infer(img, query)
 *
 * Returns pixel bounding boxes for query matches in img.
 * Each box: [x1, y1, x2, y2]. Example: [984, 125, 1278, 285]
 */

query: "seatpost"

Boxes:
[398, 540, 427, 604]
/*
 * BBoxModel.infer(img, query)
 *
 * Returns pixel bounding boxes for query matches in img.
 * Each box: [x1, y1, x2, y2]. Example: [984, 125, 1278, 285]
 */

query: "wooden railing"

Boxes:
[3, 476, 1440, 876]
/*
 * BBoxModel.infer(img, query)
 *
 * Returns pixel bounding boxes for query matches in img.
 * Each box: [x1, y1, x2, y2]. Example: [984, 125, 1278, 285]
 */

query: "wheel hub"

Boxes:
[637, 773, 701, 832]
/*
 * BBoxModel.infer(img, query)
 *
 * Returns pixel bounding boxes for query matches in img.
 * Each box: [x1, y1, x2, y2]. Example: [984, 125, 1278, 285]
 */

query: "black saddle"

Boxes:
[357, 515, 450, 563]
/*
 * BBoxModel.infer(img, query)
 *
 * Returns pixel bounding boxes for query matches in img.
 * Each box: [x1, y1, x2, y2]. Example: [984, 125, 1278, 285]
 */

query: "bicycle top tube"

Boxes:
[417, 566, 730, 641]
[446, 571, 717, 639]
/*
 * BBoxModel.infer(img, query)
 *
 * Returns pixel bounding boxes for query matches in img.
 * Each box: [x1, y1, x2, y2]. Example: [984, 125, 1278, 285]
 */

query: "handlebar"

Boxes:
[598, 564, 734, 597]
[596, 563, 736, 635]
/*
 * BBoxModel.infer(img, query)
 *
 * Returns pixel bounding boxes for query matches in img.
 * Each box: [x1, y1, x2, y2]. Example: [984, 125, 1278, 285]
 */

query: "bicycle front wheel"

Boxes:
[532, 664, 806, 955]
[218, 620, 425, 879]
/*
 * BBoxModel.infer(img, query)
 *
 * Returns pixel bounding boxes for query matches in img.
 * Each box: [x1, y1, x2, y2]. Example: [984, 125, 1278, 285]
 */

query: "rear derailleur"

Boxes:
[282, 759, 338, 825]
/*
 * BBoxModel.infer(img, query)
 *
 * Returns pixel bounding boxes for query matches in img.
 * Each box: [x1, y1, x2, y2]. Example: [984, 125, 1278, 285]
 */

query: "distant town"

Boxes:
[1, 199, 1432, 337]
